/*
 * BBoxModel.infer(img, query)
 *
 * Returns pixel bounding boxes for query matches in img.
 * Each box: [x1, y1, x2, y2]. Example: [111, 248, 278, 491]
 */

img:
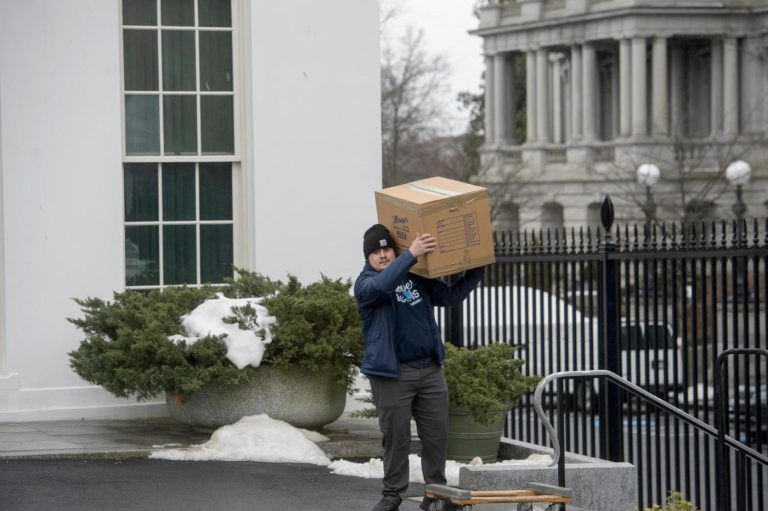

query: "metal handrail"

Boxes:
[714, 348, 768, 511]
[532, 370, 768, 468]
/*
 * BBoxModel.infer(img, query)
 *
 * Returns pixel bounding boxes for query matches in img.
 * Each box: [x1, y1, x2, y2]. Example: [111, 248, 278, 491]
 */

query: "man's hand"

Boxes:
[409, 233, 437, 258]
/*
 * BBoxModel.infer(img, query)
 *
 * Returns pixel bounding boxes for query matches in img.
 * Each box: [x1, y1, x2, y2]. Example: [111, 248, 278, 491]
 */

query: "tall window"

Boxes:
[541, 202, 564, 232]
[122, 0, 237, 288]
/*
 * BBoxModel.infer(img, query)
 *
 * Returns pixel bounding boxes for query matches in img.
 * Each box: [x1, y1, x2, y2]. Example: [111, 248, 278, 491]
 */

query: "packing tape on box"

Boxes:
[406, 183, 462, 198]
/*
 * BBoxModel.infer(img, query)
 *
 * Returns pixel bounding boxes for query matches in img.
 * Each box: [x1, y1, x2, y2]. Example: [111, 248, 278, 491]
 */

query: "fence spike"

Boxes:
[752, 218, 759, 247]
[688, 222, 695, 248]
[671, 223, 678, 249]
[570, 226, 576, 254]
[546, 228, 552, 254]
[642, 222, 650, 250]
[633, 223, 639, 251]
[622, 224, 629, 251]
[600, 195, 615, 232]
[721, 219, 728, 248]
[763, 217, 768, 247]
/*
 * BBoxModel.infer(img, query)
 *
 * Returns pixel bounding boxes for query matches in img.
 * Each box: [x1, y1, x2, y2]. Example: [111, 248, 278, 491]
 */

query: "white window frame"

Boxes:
[119, 0, 250, 289]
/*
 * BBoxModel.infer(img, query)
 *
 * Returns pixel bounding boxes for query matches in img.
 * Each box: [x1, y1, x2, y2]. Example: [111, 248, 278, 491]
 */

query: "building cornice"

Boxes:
[473, 6, 766, 39]
[475, 6, 768, 53]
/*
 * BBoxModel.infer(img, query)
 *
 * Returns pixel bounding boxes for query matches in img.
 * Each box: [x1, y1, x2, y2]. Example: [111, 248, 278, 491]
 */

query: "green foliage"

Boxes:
[67, 286, 249, 400]
[349, 392, 378, 419]
[223, 267, 284, 298]
[257, 275, 363, 391]
[444, 343, 540, 426]
[68, 270, 362, 401]
[643, 491, 697, 511]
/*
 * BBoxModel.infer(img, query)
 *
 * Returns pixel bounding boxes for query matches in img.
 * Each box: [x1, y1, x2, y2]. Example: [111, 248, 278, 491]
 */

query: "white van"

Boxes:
[619, 319, 685, 395]
[439, 286, 684, 407]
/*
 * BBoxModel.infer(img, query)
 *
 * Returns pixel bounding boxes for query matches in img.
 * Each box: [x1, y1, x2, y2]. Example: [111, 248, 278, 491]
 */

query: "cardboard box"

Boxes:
[375, 177, 496, 278]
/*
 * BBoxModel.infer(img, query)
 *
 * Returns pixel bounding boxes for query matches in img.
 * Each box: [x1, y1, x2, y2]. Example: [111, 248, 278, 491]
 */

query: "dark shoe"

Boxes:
[419, 496, 436, 511]
[372, 494, 402, 511]
[420, 497, 463, 511]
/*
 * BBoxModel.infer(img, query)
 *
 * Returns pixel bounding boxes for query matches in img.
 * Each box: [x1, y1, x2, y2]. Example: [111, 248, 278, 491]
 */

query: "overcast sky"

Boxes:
[385, 0, 484, 134]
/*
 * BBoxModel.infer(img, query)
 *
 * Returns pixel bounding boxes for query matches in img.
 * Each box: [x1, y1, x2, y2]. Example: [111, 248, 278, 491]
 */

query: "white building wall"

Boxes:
[249, 1, 381, 282]
[0, 0, 381, 421]
[0, 60, 6, 381]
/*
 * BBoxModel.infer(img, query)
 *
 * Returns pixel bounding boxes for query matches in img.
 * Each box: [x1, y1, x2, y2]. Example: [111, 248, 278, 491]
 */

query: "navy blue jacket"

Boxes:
[354, 250, 484, 378]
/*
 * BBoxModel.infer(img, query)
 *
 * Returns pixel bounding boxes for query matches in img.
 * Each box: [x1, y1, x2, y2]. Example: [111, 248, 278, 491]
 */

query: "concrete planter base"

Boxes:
[165, 366, 347, 430]
[458, 437, 636, 511]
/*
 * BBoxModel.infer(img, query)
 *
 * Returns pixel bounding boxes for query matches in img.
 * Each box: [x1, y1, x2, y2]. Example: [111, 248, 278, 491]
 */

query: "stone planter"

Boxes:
[166, 366, 347, 429]
[447, 403, 509, 463]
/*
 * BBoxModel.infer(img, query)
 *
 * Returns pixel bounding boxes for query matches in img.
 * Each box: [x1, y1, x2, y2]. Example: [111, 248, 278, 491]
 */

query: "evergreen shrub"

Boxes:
[444, 342, 540, 425]
[68, 269, 362, 400]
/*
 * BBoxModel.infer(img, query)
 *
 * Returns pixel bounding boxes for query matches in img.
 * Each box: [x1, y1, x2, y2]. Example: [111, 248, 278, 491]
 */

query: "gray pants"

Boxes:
[368, 362, 449, 497]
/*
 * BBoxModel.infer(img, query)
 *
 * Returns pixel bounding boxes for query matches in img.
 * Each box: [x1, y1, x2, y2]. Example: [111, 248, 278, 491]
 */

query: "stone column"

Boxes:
[526, 50, 537, 143]
[619, 39, 632, 137]
[563, 61, 571, 143]
[652, 36, 668, 136]
[493, 53, 508, 144]
[631, 37, 647, 137]
[507, 55, 519, 145]
[570, 45, 582, 142]
[536, 48, 550, 143]
[582, 43, 597, 141]
[484, 55, 494, 145]
[723, 36, 739, 136]
[710, 39, 723, 137]
[741, 37, 764, 133]
[611, 59, 620, 139]
[550, 53, 565, 144]
[669, 45, 683, 136]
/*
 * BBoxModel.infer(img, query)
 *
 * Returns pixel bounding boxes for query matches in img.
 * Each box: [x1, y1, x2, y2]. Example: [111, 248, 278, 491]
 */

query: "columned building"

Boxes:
[474, 0, 768, 232]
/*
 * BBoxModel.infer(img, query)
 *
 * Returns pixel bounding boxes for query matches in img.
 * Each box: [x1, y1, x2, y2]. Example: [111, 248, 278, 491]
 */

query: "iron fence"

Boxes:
[440, 197, 768, 510]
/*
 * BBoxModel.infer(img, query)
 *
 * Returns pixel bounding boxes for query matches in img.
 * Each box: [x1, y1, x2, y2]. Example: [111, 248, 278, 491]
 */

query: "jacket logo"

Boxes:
[396, 280, 422, 306]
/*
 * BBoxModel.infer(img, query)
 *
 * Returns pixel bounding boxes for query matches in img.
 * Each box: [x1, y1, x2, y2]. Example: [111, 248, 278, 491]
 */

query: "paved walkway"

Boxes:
[0, 414, 391, 461]
[0, 415, 438, 511]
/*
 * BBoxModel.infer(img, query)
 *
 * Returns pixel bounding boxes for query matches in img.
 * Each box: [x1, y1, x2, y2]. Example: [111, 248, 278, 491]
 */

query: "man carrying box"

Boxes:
[354, 223, 485, 511]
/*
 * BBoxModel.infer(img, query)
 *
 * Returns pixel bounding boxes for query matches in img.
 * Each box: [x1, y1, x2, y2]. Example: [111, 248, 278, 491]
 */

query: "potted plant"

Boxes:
[67, 269, 363, 429]
[443, 342, 540, 462]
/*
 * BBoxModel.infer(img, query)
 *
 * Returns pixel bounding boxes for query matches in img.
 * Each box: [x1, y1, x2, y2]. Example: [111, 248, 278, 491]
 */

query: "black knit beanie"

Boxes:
[363, 224, 396, 259]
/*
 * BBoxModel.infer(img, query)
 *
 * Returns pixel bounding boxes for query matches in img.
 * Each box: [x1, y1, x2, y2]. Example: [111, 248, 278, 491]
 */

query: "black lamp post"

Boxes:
[637, 163, 660, 226]
[726, 160, 752, 303]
